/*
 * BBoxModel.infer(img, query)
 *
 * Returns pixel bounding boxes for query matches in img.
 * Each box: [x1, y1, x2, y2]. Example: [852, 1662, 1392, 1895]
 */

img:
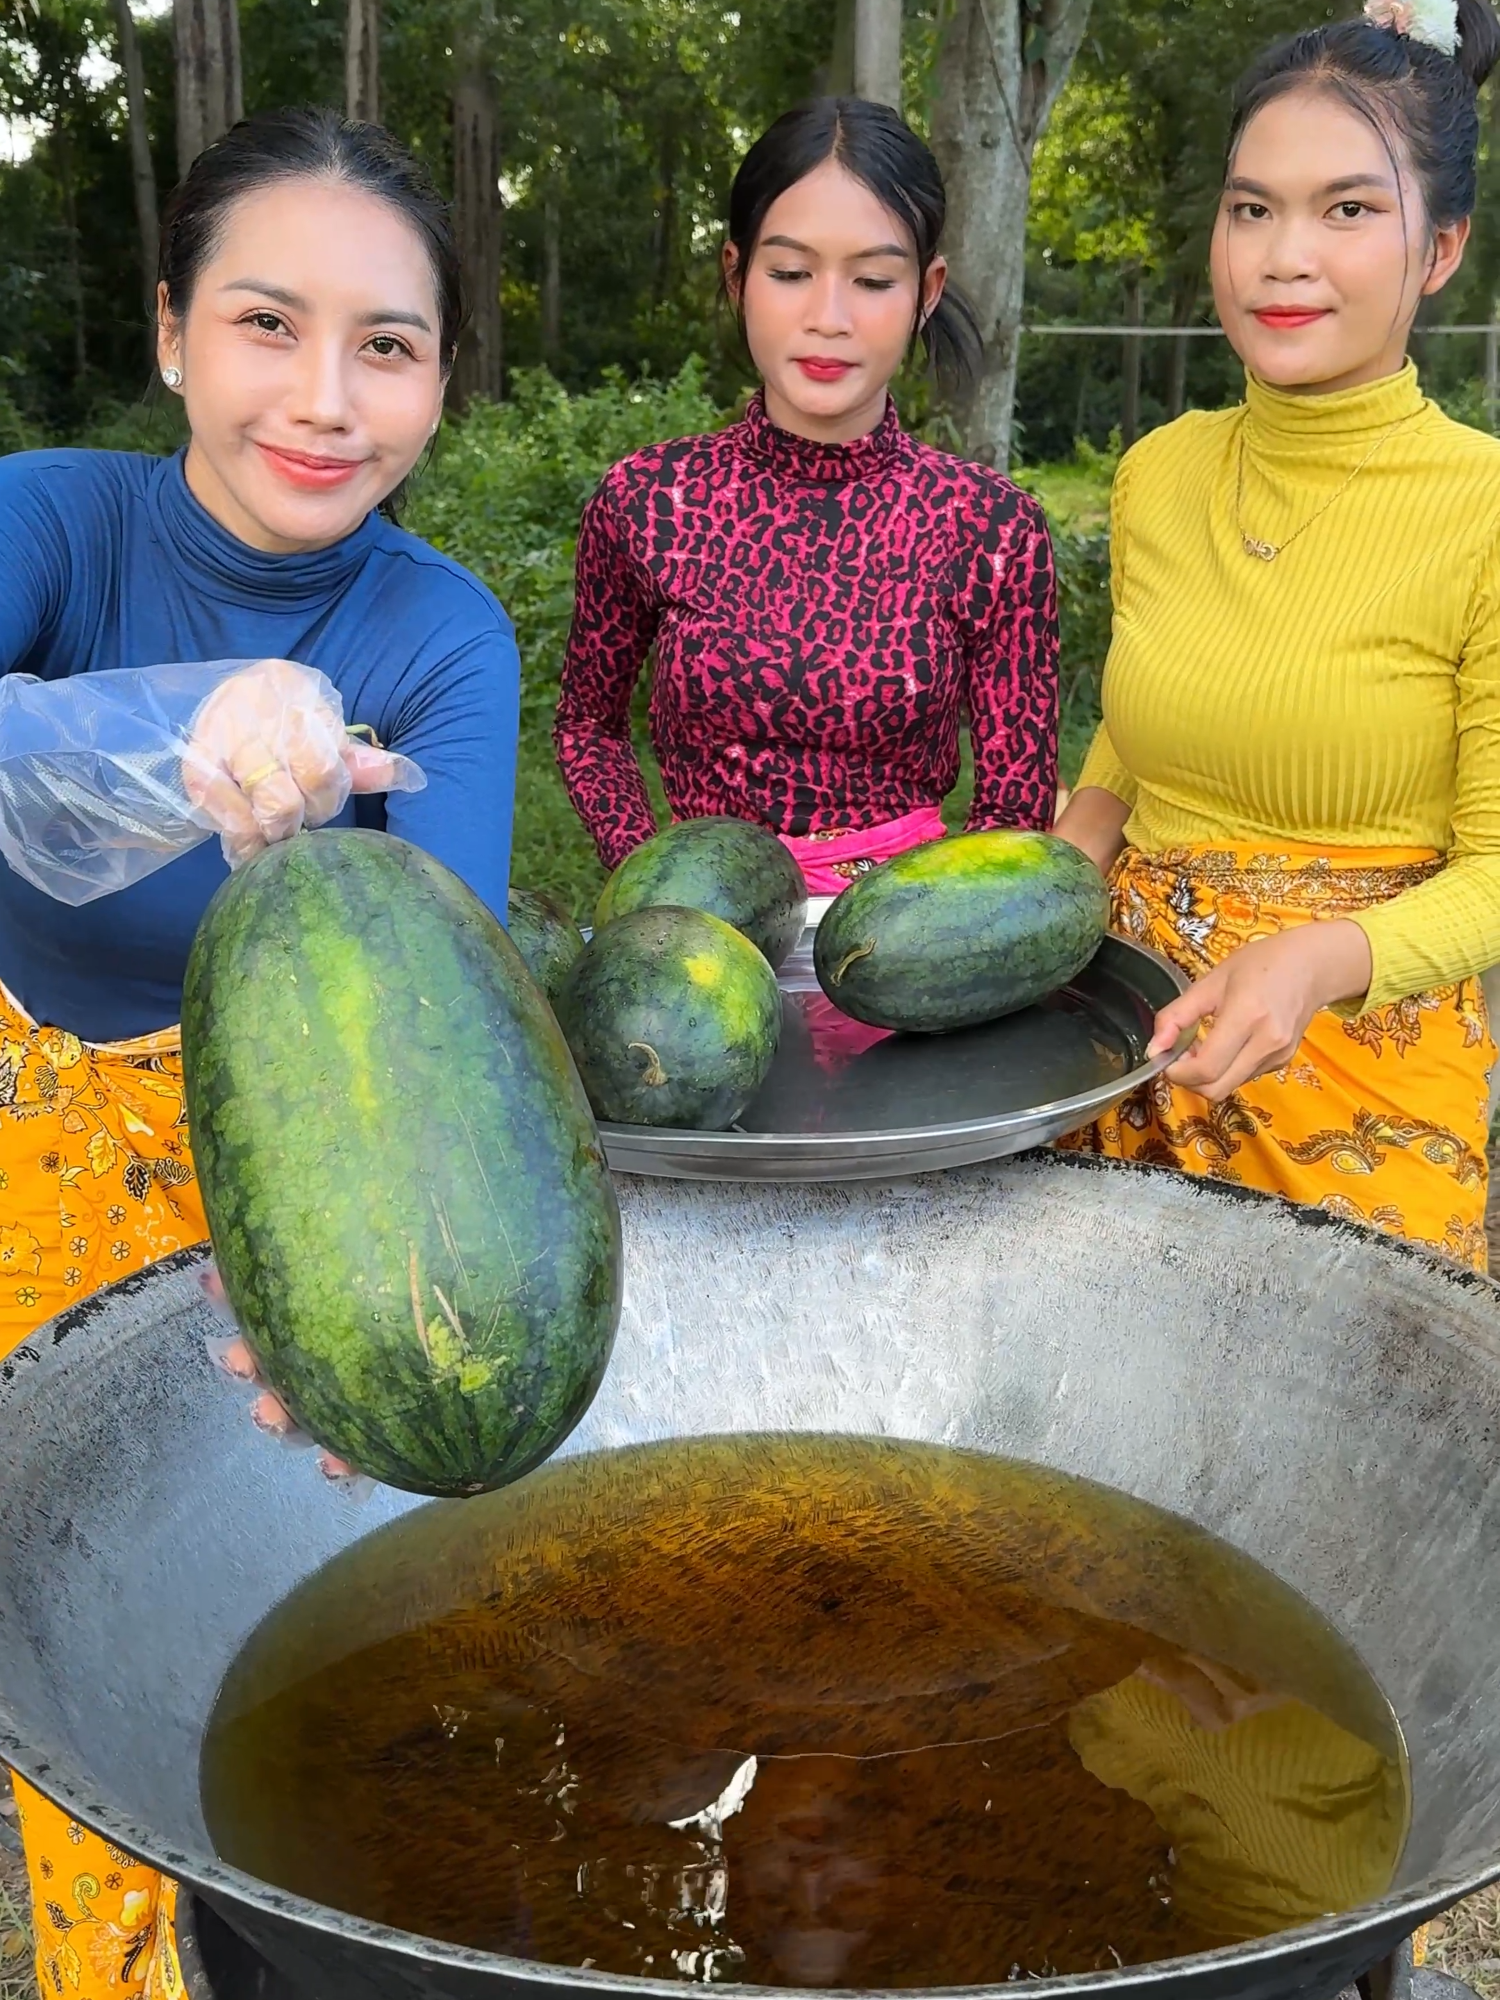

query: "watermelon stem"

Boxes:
[408, 1245, 432, 1363]
[432, 1283, 467, 1346]
[830, 941, 876, 986]
[627, 1041, 669, 1087]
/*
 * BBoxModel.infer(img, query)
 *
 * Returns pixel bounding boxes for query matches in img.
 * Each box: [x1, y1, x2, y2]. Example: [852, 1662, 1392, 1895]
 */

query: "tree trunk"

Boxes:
[1073, 353, 1092, 445]
[542, 165, 562, 371]
[56, 127, 87, 384]
[1165, 271, 1197, 422]
[345, 0, 379, 123]
[1120, 264, 1143, 449]
[824, 0, 856, 94]
[111, 0, 159, 349]
[174, 0, 242, 179]
[854, 0, 901, 109]
[651, 123, 676, 308]
[816, 0, 852, 94]
[449, 58, 503, 408]
[931, 0, 1095, 468]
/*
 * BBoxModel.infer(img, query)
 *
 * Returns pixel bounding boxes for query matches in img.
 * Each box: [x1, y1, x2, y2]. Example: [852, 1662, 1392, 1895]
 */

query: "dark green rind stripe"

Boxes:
[812, 830, 1110, 1034]
[594, 817, 808, 971]
[182, 830, 623, 1497]
[506, 887, 584, 1002]
[556, 906, 782, 1129]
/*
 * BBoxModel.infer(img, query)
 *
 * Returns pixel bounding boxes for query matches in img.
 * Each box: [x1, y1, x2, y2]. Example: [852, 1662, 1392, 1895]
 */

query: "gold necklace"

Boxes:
[1234, 408, 1420, 562]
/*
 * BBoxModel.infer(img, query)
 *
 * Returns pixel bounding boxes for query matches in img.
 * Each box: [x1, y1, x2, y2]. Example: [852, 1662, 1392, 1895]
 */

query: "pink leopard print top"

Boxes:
[554, 393, 1059, 869]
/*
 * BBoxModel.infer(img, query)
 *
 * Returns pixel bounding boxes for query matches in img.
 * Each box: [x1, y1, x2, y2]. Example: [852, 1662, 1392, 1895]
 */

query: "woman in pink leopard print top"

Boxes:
[554, 98, 1059, 895]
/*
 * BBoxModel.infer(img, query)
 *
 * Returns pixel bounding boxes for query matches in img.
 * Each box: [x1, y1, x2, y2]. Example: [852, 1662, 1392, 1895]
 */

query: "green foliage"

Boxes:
[0, 0, 841, 422]
[0, 0, 172, 435]
[1053, 527, 1110, 781]
[1430, 376, 1500, 438]
[404, 364, 718, 913]
[71, 391, 188, 453]
[0, 362, 45, 453]
[406, 360, 721, 730]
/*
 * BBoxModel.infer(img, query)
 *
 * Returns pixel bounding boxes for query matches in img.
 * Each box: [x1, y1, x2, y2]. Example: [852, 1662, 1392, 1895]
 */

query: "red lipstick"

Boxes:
[255, 442, 367, 490]
[1252, 309, 1329, 330]
[796, 358, 856, 382]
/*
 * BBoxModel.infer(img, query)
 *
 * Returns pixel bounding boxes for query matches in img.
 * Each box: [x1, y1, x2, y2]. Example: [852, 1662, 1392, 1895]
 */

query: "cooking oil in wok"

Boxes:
[201, 1434, 1406, 1987]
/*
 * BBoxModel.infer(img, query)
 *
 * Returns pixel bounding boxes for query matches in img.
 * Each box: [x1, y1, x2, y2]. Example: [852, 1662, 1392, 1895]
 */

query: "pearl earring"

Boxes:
[161, 366, 183, 389]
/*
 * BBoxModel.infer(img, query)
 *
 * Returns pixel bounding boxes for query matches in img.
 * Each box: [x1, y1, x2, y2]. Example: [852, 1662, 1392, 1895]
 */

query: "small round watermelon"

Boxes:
[507, 886, 584, 1002]
[556, 906, 783, 1130]
[595, 817, 808, 971]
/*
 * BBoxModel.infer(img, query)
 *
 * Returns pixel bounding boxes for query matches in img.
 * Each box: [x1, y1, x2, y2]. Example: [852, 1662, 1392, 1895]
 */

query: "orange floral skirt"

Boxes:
[0, 979, 206, 1999]
[1061, 843, 1494, 1272]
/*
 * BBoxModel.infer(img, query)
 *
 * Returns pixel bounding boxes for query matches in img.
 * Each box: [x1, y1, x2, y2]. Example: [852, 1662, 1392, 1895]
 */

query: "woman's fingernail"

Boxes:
[321, 1459, 373, 1503]
[205, 1332, 255, 1379]
[251, 1391, 292, 1436]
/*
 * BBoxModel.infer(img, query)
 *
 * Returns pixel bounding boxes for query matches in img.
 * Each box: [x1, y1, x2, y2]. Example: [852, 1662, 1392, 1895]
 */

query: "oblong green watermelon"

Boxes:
[813, 830, 1109, 1034]
[507, 886, 584, 1002]
[595, 817, 808, 971]
[181, 829, 623, 1499]
[555, 906, 782, 1129]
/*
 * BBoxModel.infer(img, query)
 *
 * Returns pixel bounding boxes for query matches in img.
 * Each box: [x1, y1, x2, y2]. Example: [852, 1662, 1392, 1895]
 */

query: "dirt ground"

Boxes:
[3, 1162, 1500, 2000]
[0, 1785, 32, 2000]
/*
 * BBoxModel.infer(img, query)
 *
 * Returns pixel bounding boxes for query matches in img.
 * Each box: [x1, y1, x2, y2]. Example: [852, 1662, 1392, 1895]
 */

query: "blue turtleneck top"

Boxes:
[0, 447, 519, 1042]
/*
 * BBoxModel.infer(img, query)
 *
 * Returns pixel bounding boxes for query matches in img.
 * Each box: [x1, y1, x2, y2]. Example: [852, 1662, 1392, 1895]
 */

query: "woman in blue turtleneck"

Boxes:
[0, 105, 518, 2000]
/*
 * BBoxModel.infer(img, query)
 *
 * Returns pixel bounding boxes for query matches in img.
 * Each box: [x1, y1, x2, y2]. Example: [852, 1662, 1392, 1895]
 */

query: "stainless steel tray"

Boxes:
[598, 927, 1189, 1182]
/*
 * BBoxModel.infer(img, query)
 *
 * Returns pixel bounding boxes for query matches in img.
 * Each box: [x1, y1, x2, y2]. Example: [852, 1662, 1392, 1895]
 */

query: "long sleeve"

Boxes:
[1353, 525, 1500, 1007]
[0, 454, 73, 671]
[964, 496, 1059, 832]
[380, 620, 520, 921]
[554, 483, 662, 869]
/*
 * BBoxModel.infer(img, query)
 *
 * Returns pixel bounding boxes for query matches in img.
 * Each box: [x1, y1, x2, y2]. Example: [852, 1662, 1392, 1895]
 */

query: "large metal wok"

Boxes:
[1, 1155, 1499, 2000]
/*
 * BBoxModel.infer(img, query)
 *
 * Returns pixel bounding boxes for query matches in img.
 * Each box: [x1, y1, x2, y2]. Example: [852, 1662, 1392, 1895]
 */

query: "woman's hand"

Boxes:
[183, 658, 412, 868]
[199, 1266, 357, 1482]
[1052, 786, 1130, 876]
[1147, 920, 1373, 1102]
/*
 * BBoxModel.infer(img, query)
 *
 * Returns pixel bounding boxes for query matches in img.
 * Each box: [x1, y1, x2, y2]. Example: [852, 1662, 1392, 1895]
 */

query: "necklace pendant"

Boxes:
[1242, 534, 1279, 562]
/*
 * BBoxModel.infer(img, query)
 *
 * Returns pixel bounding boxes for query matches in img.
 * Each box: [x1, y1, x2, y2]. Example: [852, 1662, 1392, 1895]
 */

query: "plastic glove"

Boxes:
[0, 657, 426, 905]
[182, 658, 423, 869]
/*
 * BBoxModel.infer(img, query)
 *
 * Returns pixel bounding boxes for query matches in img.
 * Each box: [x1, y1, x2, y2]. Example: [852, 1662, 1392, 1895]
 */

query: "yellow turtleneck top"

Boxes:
[1077, 361, 1500, 1010]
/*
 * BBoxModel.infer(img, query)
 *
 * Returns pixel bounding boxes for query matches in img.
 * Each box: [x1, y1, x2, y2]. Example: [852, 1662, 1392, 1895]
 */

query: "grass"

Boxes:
[1016, 448, 1115, 534]
[0, 1787, 32, 2000]
[1431, 1892, 1500, 2000]
[0, 1890, 30, 2000]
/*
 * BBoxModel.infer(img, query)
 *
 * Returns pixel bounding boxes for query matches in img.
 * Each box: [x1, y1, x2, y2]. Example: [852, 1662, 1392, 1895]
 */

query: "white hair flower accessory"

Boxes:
[1363, 0, 1460, 54]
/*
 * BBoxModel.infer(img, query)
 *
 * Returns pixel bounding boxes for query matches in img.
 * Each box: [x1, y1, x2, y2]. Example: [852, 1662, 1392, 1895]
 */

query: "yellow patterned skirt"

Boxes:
[0, 978, 205, 1999]
[1061, 842, 1494, 1273]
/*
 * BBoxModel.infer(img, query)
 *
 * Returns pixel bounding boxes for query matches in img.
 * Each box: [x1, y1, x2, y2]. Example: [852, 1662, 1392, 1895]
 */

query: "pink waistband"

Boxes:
[779, 806, 947, 896]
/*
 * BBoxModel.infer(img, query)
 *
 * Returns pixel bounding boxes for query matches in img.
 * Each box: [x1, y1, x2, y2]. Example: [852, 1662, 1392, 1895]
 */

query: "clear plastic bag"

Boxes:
[0, 658, 425, 904]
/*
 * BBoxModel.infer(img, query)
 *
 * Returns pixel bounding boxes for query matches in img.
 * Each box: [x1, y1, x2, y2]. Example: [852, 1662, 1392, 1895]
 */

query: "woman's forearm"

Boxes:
[1053, 785, 1131, 876]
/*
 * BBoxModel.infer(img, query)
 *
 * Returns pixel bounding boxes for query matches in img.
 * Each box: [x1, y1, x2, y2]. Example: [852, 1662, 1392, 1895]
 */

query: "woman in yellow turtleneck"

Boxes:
[1058, 0, 1500, 1268]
